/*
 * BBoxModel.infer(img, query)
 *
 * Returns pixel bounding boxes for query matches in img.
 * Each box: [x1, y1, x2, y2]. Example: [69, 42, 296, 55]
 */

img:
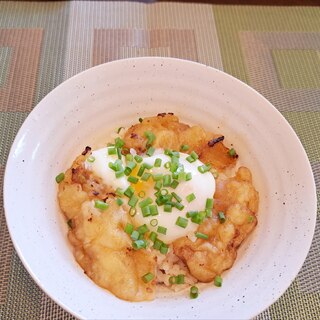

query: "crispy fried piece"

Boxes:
[173, 167, 258, 282]
[58, 156, 156, 301]
[123, 113, 237, 171]
[199, 134, 237, 171]
[66, 200, 156, 302]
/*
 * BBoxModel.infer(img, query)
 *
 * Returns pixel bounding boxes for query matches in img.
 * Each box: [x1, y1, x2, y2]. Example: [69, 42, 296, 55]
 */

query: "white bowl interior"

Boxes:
[4, 57, 317, 319]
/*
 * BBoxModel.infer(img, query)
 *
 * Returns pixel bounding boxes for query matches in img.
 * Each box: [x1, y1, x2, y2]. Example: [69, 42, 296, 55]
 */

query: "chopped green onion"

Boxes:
[149, 205, 159, 216]
[152, 173, 163, 181]
[137, 224, 149, 234]
[185, 172, 192, 181]
[129, 207, 137, 217]
[127, 175, 139, 184]
[142, 206, 151, 217]
[55, 172, 65, 183]
[143, 163, 153, 170]
[153, 239, 162, 250]
[149, 230, 158, 242]
[160, 189, 169, 196]
[116, 147, 122, 160]
[124, 186, 134, 198]
[126, 154, 133, 161]
[139, 197, 153, 208]
[137, 165, 146, 177]
[94, 200, 109, 210]
[144, 131, 156, 148]
[128, 195, 139, 207]
[115, 137, 125, 148]
[116, 198, 123, 206]
[164, 161, 171, 169]
[214, 275, 223, 287]
[191, 211, 207, 224]
[176, 274, 185, 284]
[177, 172, 186, 182]
[142, 272, 154, 283]
[124, 161, 137, 175]
[171, 192, 182, 203]
[164, 204, 172, 213]
[206, 198, 214, 209]
[173, 202, 184, 211]
[186, 156, 195, 163]
[133, 239, 147, 250]
[169, 276, 176, 284]
[187, 151, 198, 162]
[124, 223, 134, 235]
[154, 158, 162, 167]
[218, 211, 226, 223]
[146, 147, 155, 156]
[248, 215, 255, 223]
[228, 148, 237, 158]
[154, 180, 162, 190]
[206, 209, 212, 218]
[130, 230, 140, 241]
[134, 155, 143, 163]
[163, 174, 172, 187]
[195, 232, 209, 240]
[190, 286, 199, 299]
[157, 226, 167, 235]
[108, 147, 117, 155]
[138, 190, 146, 198]
[87, 156, 95, 163]
[190, 151, 199, 160]
[150, 219, 158, 228]
[186, 193, 196, 203]
[186, 211, 199, 218]
[198, 164, 211, 173]
[160, 243, 168, 254]
[164, 149, 172, 156]
[176, 216, 188, 228]
[115, 187, 124, 197]
[180, 144, 189, 152]
[115, 170, 124, 178]
[141, 172, 151, 181]
[170, 180, 179, 189]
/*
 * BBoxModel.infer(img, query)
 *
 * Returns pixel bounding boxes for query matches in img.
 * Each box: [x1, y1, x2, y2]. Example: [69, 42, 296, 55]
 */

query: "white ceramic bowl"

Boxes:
[4, 57, 317, 319]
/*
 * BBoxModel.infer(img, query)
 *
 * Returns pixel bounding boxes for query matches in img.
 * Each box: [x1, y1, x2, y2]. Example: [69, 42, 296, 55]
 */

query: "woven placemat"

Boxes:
[0, 2, 319, 319]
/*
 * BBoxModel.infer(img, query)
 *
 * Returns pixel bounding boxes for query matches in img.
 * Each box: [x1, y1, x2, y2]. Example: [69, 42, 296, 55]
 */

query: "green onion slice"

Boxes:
[150, 219, 158, 227]
[157, 226, 167, 235]
[214, 275, 223, 287]
[142, 272, 154, 283]
[206, 198, 214, 209]
[180, 144, 189, 152]
[94, 200, 109, 211]
[176, 216, 188, 228]
[116, 198, 123, 206]
[124, 223, 134, 235]
[195, 232, 209, 240]
[55, 172, 65, 183]
[186, 193, 196, 203]
[133, 239, 147, 250]
[190, 286, 199, 299]
[218, 211, 226, 223]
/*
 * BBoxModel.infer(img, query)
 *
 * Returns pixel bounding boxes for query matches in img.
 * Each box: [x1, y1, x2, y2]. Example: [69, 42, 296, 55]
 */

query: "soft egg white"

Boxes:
[133, 151, 215, 243]
[85, 147, 130, 190]
[85, 147, 215, 244]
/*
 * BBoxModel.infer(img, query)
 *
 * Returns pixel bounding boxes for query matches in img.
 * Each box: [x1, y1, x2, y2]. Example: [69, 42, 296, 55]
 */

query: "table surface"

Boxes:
[0, 1, 319, 319]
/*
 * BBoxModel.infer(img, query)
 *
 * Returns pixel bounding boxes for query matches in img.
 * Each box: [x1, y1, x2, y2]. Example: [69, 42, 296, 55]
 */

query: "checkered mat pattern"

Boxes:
[0, 2, 319, 319]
